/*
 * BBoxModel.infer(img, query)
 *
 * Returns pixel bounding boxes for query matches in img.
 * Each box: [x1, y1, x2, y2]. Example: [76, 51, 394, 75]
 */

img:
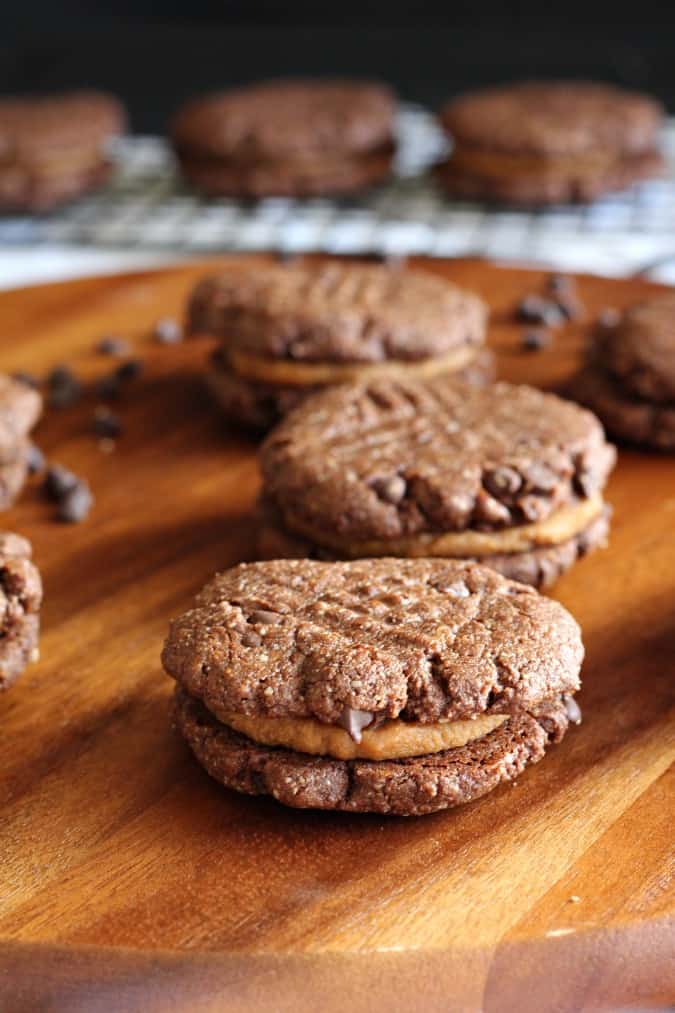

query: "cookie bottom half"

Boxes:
[174, 688, 571, 816]
[206, 347, 496, 431]
[436, 148, 664, 206]
[570, 365, 675, 451]
[256, 501, 611, 590]
[177, 147, 393, 198]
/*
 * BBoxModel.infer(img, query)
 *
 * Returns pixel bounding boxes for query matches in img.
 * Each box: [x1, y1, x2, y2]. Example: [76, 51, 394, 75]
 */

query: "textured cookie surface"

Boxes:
[174, 689, 570, 815]
[0, 531, 42, 690]
[257, 498, 611, 589]
[571, 365, 675, 450]
[260, 378, 615, 540]
[172, 79, 394, 160]
[594, 294, 675, 403]
[440, 81, 663, 157]
[162, 557, 583, 726]
[206, 346, 496, 431]
[0, 375, 42, 456]
[189, 263, 487, 364]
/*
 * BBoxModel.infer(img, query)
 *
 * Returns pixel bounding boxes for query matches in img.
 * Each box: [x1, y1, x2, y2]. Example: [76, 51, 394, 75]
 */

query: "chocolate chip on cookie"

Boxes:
[188, 260, 493, 432]
[437, 81, 664, 206]
[171, 78, 395, 198]
[257, 377, 616, 588]
[164, 557, 583, 815]
[570, 292, 675, 450]
[0, 91, 125, 212]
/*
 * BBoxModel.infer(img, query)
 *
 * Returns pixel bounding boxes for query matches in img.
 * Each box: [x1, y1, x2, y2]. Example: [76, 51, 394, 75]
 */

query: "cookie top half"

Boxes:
[260, 378, 615, 540]
[172, 79, 395, 160]
[594, 293, 675, 403]
[440, 81, 663, 157]
[162, 558, 583, 725]
[0, 91, 126, 162]
[188, 263, 486, 364]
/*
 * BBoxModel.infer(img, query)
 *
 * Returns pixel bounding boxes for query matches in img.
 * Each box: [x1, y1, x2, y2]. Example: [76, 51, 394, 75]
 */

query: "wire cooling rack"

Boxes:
[2, 105, 675, 277]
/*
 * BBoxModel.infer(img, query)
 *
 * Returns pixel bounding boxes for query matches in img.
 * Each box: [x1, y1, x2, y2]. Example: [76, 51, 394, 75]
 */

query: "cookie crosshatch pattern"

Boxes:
[2, 106, 675, 276]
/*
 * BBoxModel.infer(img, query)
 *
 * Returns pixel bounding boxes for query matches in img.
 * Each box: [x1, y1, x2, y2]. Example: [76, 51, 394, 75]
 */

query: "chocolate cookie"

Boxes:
[258, 377, 616, 587]
[570, 295, 675, 450]
[164, 557, 583, 815]
[437, 81, 664, 206]
[0, 91, 126, 212]
[171, 79, 395, 198]
[0, 531, 42, 690]
[189, 261, 492, 430]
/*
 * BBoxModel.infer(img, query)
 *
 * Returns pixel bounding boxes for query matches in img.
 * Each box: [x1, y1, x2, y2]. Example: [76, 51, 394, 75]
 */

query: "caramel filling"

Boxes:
[283, 492, 604, 559]
[221, 710, 508, 760]
[225, 344, 479, 388]
[448, 145, 623, 181]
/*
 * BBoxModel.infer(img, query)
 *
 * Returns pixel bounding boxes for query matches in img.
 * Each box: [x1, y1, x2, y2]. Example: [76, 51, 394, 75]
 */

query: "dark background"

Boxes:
[3, 2, 675, 131]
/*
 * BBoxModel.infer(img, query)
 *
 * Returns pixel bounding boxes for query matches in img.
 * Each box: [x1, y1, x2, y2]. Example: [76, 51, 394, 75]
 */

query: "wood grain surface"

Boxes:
[0, 256, 673, 1013]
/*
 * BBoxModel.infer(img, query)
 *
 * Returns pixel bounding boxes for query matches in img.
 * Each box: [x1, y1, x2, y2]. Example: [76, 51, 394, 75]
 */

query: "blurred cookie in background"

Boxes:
[171, 78, 396, 198]
[437, 81, 664, 206]
[0, 91, 126, 212]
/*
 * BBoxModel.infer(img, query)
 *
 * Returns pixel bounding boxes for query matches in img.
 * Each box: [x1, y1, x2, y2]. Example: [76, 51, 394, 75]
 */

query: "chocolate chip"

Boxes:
[93, 406, 122, 438]
[116, 359, 143, 382]
[597, 307, 620, 328]
[26, 444, 45, 475]
[564, 695, 582, 724]
[44, 464, 79, 501]
[546, 274, 573, 295]
[484, 466, 522, 497]
[517, 295, 565, 327]
[95, 374, 122, 400]
[521, 328, 551, 351]
[249, 609, 283, 625]
[241, 630, 262, 647]
[96, 336, 130, 356]
[153, 317, 183, 345]
[47, 366, 81, 408]
[337, 706, 375, 743]
[12, 370, 39, 390]
[58, 481, 93, 523]
[372, 474, 407, 505]
[554, 294, 585, 321]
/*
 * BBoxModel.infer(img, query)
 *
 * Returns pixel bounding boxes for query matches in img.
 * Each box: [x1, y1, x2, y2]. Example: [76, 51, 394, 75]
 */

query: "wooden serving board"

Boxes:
[0, 256, 673, 1013]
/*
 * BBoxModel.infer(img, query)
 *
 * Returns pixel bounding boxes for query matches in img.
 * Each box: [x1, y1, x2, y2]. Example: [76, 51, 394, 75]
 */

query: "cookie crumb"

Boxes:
[568, 895, 581, 904]
[98, 437, 116, 454]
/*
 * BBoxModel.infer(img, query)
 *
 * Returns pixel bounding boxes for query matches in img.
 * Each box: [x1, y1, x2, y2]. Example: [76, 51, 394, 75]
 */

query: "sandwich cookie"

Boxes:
[171, 79, 395, 198]
[571, 293, 675, 450]
[0, 91, 126, 212]
[164, 558, 584, 815]
[0, 374, 42, 507]
[188, 261, 492, 430]
[437, 81, 664, 205]
[258, 377, 616, 588]
[0, 532, 42, 690]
